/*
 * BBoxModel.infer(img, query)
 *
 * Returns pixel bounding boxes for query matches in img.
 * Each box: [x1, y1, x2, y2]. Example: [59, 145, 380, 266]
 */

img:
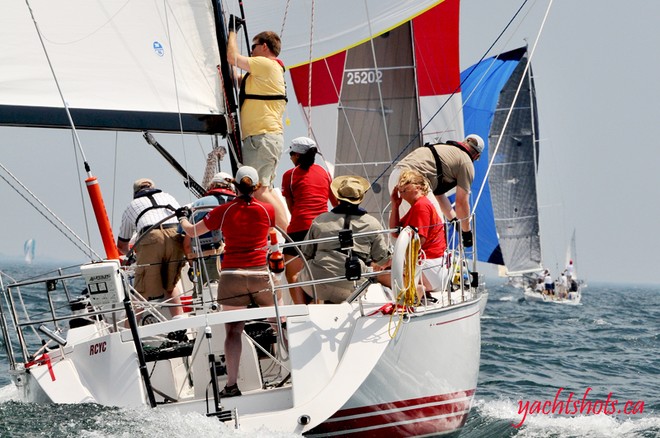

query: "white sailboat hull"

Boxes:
[11, 287, 481, 436]
[523, 288, 582, 305]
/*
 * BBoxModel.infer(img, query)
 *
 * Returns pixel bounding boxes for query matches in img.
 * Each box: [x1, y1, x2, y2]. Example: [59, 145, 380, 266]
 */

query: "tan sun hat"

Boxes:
[331, 175, 370, 205]
[133, 178, 154, 194]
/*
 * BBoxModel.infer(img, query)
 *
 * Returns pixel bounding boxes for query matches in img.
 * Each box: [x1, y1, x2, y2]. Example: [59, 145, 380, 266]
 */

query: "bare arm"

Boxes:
[117, 239, 129, 255]
[227, 32, 251, 72]
[179, 218, 211, 238]
[183, 235, 194, 260]
[329, 191, 339, 207]
[454, 187, 471, 232]
[435, 193, 455, 221]
[389, 188, 403, 235]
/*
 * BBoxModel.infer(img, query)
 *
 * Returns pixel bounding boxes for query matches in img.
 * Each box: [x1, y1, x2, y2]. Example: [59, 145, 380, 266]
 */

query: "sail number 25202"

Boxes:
[346, 69, 383, 85]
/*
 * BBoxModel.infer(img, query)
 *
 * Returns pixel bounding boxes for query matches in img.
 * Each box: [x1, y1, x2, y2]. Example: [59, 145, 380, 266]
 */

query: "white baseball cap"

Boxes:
[235, 166, 259, 187]
[288, 136, 316, 154]
[465, 134, 484, 154]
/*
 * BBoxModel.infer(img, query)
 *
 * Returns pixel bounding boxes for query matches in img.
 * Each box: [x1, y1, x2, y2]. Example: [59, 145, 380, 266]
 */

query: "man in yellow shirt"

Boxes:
[227, 16, 288, 230]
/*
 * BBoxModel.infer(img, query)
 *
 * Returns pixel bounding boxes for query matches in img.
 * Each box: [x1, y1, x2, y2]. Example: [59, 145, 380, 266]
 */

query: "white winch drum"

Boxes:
[390, 226, 422, 295]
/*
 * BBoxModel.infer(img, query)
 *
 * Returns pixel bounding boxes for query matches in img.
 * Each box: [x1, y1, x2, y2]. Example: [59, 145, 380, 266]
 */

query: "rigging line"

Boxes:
[112, 132, 119, 230]
[0, 162, 101, 259]
[296, 99, 334, 176]
[24, 0, 90, 177]
[70, 130, 95, 260]
[280, 0, 292, 39]
[225, 4, 247, 165]
[368, 0, 533, 192]
[215, 2, 242, 167]
[163, 1, 195, 207]
[305, 0, 316, 134]
[299, 7, 373, 187]
[364, 0, 393, 164]
[217, 65, 242, 168]
[472, 0, 553, 215]
[458, 1, 539, 128]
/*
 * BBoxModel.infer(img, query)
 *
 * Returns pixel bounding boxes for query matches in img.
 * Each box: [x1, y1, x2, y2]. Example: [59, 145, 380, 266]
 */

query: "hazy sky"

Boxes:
[1, 0, 659, 285]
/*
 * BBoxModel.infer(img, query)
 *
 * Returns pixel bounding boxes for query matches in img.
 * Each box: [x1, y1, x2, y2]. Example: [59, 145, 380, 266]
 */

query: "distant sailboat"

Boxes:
[23, 239, 35, 264]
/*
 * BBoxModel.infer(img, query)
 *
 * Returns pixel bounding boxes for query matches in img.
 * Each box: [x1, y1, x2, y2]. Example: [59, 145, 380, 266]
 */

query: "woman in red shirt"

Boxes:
[389, 169, 447, 293]
[178, 166, 275, 398]
[281, 137, 337, 303]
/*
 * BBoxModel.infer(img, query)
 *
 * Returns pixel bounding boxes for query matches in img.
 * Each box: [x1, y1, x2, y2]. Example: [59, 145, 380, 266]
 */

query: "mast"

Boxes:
[211, 0, 243, 176]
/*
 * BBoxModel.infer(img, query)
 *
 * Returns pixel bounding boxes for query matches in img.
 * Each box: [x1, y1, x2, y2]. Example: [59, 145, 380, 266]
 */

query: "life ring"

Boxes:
[391, 226, 422, 296]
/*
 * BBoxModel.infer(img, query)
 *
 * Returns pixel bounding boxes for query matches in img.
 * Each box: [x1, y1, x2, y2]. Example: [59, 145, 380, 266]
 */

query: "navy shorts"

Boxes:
[283, 230, 309, 256]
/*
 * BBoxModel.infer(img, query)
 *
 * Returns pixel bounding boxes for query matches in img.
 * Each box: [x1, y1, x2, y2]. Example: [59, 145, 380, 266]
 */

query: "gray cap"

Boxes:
[289, 136, 316, 154]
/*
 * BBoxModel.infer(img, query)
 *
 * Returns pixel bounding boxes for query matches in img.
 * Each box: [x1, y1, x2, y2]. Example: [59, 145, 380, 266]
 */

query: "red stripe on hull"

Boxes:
[332, 389, 475, 417]
[308, 390, 475, 437]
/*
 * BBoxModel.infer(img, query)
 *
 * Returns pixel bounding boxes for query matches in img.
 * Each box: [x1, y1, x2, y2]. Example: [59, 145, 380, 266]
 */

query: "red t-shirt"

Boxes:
[281, 164, 333, 233]
[203, 197, 275, 269]
[400, 196, 446, 259]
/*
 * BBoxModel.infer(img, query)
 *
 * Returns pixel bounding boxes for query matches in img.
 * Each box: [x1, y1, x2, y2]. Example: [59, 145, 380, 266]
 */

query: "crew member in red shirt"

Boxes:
[281, 137, 337, 303]
[177, 166, 275, 398]
[389, 169, 447, 295]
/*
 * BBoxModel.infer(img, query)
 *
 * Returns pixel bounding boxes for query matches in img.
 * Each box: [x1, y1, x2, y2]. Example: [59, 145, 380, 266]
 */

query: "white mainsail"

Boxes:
[1, 0, 225, 132]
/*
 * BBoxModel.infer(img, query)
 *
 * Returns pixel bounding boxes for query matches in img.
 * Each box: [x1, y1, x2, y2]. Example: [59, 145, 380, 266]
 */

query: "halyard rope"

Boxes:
[389, 232, 420, 338]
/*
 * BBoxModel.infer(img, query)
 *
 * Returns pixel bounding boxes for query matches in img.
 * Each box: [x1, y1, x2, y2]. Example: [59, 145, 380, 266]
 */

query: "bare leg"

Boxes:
[166, 286, 183, 317]
[224, 321, 246, 387]
[285, 255, 307, 304]
[376, 271, 392, 288]
[254, 186, 289, 230]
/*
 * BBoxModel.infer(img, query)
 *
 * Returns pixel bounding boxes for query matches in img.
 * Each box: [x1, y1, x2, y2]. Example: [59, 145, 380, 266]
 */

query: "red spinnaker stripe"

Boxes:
[413, 0, 461, 97]
[290, 51, 347, 107]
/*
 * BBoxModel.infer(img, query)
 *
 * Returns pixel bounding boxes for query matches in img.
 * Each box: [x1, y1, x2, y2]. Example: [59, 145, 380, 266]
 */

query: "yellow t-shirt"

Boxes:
[241, 57, 286, 139]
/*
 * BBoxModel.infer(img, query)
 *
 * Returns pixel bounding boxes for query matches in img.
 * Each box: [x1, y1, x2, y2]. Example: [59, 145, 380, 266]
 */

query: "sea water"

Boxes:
[0, 262, 658, 437]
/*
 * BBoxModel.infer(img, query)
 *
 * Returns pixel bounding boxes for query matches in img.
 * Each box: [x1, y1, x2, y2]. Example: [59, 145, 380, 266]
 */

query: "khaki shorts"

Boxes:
[134, 227, 185, 299]
[218, 266, 275, 307]
[242, 133, 283, 187]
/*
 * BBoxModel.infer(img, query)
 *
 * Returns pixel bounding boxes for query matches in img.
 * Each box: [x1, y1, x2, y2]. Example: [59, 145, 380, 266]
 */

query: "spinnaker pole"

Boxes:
[142, 132, 206, 198]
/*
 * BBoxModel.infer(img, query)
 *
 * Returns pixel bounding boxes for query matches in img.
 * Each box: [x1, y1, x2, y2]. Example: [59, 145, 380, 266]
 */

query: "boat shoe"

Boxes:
[220, 384, 241, 398]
